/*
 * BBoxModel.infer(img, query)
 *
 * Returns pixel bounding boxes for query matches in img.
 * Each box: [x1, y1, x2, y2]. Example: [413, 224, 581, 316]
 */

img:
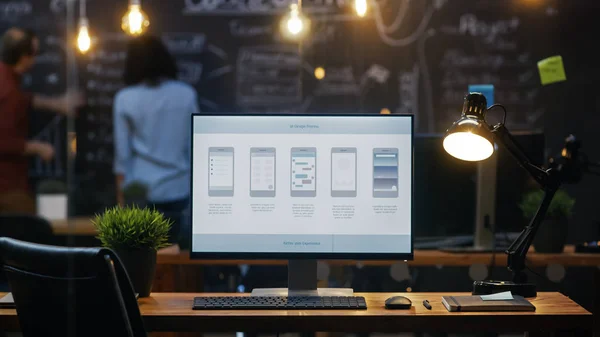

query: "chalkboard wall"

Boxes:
[1, 0, 598, 239]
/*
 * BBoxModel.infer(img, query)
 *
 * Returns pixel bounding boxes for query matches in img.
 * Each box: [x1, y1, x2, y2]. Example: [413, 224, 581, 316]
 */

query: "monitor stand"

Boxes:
[250, 260, 354, 297]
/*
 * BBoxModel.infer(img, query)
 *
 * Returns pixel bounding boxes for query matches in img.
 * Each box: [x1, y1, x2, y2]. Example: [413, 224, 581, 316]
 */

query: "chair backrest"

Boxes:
[0, 214, 54, 244]
[0, 237, 147, 337]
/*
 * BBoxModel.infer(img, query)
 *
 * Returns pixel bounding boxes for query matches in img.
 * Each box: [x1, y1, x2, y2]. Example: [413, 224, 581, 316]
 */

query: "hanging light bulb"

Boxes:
[76, 0, 92, 53]
[122, 0, 150, 36]
[76, 19, 91, 53]
[355, 0, 367, 17]
[280, 2, 310, 41]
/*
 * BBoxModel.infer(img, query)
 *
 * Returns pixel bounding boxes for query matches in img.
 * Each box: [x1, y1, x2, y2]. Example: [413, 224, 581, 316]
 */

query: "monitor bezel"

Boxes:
[189, 113, 414, 261]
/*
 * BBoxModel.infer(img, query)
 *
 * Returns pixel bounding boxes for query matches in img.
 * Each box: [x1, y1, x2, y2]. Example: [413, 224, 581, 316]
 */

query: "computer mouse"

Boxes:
[385, 296, 412, 309]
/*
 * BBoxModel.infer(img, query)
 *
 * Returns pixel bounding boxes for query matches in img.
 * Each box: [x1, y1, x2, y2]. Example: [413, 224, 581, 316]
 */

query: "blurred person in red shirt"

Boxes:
[0, 28, 82, 214]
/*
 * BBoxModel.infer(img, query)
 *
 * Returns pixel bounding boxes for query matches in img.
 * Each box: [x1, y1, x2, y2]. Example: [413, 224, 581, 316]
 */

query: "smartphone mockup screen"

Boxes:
[291, 148, 317, 197]
[373, 148, 399, 198]
[331, 148, 357, 197]
[250, 148, 276, 197]
[208, 147, 234, 196]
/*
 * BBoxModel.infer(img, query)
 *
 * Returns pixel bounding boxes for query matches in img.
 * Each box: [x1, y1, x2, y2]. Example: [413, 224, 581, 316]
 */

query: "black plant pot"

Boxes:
[113, 247, 157, 297]
[533, 217, 568, 253]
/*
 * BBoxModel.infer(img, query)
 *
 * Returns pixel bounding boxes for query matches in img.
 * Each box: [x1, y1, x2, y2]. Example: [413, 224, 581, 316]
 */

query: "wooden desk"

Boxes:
[0, 292, 592, 333]
[50, 218, 97, 236]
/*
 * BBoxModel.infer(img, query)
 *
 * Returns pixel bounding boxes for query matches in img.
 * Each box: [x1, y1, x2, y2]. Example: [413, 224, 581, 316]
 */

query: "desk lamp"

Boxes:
[443, 92, 600, 297]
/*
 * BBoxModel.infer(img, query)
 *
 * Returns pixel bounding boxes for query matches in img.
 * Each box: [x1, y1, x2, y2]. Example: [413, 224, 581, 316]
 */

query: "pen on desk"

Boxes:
[422, 300, 432, 310]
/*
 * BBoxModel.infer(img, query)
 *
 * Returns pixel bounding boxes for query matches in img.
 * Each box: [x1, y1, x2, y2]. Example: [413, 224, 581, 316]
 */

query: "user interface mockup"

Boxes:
[192, 115, 413, 255]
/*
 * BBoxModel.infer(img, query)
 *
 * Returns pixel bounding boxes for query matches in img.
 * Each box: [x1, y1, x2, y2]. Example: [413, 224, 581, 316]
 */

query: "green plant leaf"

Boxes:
[92, 205, 172, 251]
[519, 189, 575, 219]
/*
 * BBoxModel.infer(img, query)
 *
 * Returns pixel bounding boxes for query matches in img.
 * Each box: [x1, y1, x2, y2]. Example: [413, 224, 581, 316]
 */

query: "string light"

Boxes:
[355, 0, 368, 17]
[280, 1, 310, 41]
[314, 67, 325, 80]
[122, 0, 150, 36]
[76, 0, 92, 53]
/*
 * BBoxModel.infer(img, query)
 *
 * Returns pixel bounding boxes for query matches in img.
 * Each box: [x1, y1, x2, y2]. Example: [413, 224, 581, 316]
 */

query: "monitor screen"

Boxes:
[190, 114, 413, 259]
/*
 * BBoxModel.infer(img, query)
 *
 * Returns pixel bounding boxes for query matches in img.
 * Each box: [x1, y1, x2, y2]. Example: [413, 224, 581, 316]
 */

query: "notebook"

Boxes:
[442, 295, 536, 312]
[0, 293, 15, 309]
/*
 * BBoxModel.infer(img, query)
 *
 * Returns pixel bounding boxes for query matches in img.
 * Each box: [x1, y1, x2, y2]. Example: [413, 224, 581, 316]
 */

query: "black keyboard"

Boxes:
[193, 296, 367, 310]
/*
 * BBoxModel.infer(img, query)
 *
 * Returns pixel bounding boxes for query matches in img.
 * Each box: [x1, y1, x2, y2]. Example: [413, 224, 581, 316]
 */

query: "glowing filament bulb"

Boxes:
[280, 3, 310, 40]
[287, 4, 303, 35]
[76, 19, 91, 53]
[122, 3, 149, 36]
[355, 0, 367, 17]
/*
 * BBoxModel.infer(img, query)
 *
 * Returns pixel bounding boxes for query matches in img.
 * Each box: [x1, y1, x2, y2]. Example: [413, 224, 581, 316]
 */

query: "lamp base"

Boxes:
[472, 280, 537, 298]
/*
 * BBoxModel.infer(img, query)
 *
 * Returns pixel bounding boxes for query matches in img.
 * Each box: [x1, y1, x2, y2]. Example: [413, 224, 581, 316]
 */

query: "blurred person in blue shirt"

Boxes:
[113, 35, 199, 247]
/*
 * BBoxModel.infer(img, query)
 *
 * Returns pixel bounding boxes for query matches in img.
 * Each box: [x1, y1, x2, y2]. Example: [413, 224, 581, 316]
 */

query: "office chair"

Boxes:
[0, 214, 54, 244]
[0, 214, 56, 291]
[0, 237, 147, 337]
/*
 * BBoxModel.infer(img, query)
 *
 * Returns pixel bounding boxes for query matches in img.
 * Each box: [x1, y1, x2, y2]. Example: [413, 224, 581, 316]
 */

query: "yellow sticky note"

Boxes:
[537, 55, 567, 85]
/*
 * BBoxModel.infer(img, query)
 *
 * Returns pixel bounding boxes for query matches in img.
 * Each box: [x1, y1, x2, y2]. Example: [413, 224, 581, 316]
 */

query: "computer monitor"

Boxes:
[190, 114, 414, 295]
[413, 134, 477, 238]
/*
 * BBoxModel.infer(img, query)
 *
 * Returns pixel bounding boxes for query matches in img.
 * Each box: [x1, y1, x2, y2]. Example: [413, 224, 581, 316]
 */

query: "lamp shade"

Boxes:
[443, 93, 495, 162]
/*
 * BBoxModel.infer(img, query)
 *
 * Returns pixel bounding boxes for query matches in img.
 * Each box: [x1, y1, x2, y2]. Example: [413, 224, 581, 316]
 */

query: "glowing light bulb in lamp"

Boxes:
[122, 1, 149, 36]
[76, 18, 91, 53]
[280, 3, 310, 41]
[355, 0, 367, 17]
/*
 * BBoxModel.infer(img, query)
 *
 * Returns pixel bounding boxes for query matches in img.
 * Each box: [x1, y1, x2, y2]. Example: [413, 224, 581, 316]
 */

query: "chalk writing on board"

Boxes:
[162, 33, 206, 54]
[361, 64, 390, 86]
[86, 63, 122, 78]
[439, 14, 520, 51]
[0, 1, 32, 21]
[441, 70, 501, 88]
[236, 45, 301, 106]
[177, 61, 203, 85]
[315, 66, 359, 96]
[87, 80, 123, 93]
[205, 65, 233, 80]
[86, 112, 112, 125]
[50, 0, 65, 14]
[373, 1, 438, 47]
[397, 65, 419, 117]
[229, 19, 273, 38]
[85, 147, 112, 165]
[35, 51, 62, 65]
[89, 50, 127, 63]
[87, 127, 112, 144]
[308, 23, 336, 44]
[46, 73, 59, 85]
[183, 0, 355, 15]
[441, 14, 520, 44]
[87, 95, 114, 108]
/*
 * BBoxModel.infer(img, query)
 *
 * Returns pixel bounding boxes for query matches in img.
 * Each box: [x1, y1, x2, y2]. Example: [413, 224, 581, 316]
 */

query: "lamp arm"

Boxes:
[489, 123, 564, 282]
[490, 124, 550, 186]
[505, 187, 558, 282]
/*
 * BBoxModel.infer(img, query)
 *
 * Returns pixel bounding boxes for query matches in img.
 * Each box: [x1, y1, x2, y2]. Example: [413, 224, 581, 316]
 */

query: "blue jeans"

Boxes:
[150, 197, 190, 249]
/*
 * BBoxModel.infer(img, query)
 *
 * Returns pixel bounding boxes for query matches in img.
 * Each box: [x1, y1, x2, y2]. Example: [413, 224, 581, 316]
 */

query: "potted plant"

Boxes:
[519, 189, 575, 253]
[122, 181, 148, 208]
[93, 206, 171, 297]
[36, 179, 68, 220]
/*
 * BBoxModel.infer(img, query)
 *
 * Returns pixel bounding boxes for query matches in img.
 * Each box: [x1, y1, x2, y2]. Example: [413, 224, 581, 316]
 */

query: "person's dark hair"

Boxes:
[1, 28, 37, 65]
[123, 35, 178, 86]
